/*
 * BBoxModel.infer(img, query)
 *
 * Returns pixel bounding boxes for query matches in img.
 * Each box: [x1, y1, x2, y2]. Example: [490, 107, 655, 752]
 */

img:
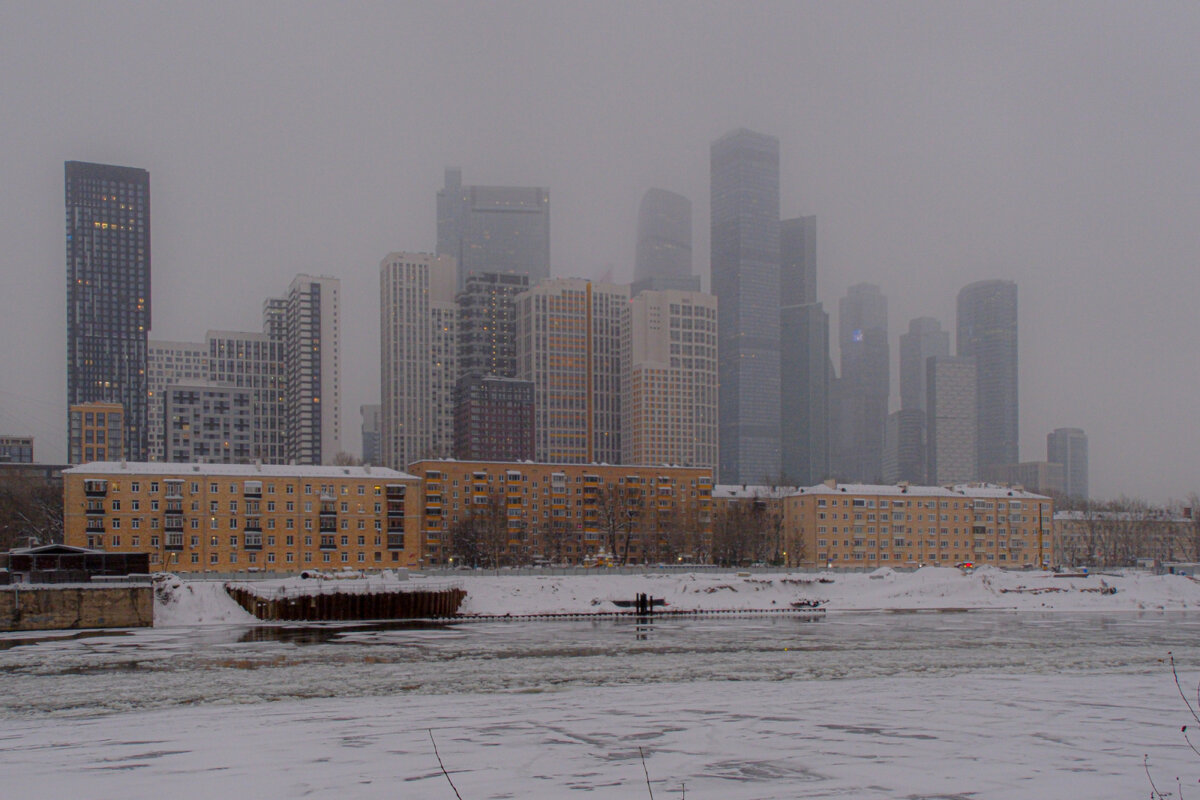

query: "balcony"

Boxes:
[319, 517, 337, 533]
[387, 533, 405, 550]
[84, 480, 108, 497]
[244, 532, 263, 551]
[165, 532, 184, 551]
[319, 535, 337, 550]
[165, 515, 185, 532]
[164, 481, 184, 500]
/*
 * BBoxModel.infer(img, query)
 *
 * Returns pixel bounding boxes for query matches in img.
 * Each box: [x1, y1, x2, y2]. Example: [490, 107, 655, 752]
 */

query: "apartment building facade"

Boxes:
[407, 460, 713, 567]
[782, 481, 1053, 568]
[63, 462, 422, 572]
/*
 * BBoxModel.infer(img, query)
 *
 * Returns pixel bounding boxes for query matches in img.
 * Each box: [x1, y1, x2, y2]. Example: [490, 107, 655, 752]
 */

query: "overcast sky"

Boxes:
[2, 1, 1198, 502]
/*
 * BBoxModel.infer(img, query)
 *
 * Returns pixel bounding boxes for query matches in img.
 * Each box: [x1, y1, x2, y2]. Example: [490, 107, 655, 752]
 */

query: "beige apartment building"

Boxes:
[68, 402, 125, 464]
[783, 481, 1053, 568]
[407, 460, 713, 566]
[622, 289, 718, 472]
[63, 462, 422, 572]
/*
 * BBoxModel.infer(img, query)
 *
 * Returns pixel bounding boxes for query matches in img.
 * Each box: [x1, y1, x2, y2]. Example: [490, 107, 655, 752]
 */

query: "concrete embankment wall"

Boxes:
[225, 585, 466, 621]
[0, 585, 153, 631]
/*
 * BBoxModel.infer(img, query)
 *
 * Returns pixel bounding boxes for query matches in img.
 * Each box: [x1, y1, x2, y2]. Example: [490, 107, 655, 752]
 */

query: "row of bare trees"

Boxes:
[0, 473, 63, 550]
[1053, 495, 1200, 569]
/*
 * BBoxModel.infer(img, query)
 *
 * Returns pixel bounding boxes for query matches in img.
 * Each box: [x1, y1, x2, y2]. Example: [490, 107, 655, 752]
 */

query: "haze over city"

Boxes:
[2, 1, 1198, 500]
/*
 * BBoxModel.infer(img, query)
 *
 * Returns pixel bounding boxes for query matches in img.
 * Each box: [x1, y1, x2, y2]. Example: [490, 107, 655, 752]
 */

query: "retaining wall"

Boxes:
[0, 585, 153, 631]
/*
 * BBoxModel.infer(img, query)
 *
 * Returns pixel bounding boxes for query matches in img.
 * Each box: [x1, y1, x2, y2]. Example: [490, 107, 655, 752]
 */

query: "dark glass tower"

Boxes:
[711, 128, 781, 484]
[437, 167, 551, 291]
[632, 188, 698, 294]
[834, 283, 888, 483]
[957, 280, 1018, 476]
[66, 161, 151, 461]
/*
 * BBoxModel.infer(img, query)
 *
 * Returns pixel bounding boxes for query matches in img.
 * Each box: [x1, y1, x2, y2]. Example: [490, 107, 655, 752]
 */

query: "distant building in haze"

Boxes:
[834, 283, 889, 483]
[883, 409, 926, 484]
[957, 280, 1018, 476]
[1047, 427, 1088, 500]
[926, 356, 977, 485]
[0, 436, 34, 464]
[984, 461, 1065, 497]
[147, 341, 210, 462]
[711, 128, 781, 484]
[779, 215, 828, 487]
[277, 275, 342, 465]
[437, 168, 550, 291]
[900, 317, 949, 414]
[66, 161, 151, 461]
[632, 188, 699, 295]
[163, 383, 253, 464]
[361, 404, 381, 465]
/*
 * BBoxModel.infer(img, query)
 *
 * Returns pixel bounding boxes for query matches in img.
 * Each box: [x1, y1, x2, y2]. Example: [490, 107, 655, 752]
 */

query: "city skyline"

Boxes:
[3, 3, 1197, 500]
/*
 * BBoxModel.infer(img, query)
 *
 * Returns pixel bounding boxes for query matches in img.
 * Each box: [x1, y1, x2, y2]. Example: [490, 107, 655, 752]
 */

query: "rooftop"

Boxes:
[64, 461, 417, 480]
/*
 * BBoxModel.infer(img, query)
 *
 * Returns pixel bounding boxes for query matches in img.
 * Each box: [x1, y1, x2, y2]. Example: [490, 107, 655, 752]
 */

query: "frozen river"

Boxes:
[3, 611, 1200, 797]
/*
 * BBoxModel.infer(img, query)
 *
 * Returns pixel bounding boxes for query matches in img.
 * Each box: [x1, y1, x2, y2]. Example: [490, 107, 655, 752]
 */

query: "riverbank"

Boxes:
[153, 566, 1200, 626]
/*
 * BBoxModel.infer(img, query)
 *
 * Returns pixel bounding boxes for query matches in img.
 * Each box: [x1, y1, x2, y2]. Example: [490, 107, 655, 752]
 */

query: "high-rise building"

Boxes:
[456, 272, 529, 379]
[147, 341, 210, 461]
[1047, 427, 1088, 500]
[452, 375, 535, 462]
[834, 283, 889, 483]
[437, 167, 550, 291]
[278, 276, 342, 465]
[900, 317, 949, 413]
[926, 356, 977, 484]
[206, 330, 285, 463]
[882, 409, 926, 484]
[957, 280, 1018, 476]
[711, 128, 781, 484]
[516, 278, 628, 464]
[68, 402, 124, 464]
[0, 436, 34, 464]
[621, 289, 718, 471]
[360, 404, 381, 466]
[380, 253, 457, 471]
[984, 461, 1065, 497]
[632, 189, 699, 295]
[66, 161, 151, 461]
[779, 214, 827, 486]
[780, 216, 817, 306]
[163, 383, 253, 463]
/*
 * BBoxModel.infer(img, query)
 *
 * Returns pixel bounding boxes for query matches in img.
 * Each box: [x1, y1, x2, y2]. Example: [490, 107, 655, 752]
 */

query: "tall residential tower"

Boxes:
[957, 280, 1018, 476]
[66, 161, 151, 461]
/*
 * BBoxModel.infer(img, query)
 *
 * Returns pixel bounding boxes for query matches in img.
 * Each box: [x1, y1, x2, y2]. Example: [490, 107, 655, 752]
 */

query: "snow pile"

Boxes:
[153, 575, 257, 627]
[152, 567, 1200, 626]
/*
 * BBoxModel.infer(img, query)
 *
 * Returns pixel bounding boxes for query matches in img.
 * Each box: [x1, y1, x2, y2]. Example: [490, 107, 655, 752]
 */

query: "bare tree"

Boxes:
[0, 474, 63, 549]
[592, 481, 646, 565]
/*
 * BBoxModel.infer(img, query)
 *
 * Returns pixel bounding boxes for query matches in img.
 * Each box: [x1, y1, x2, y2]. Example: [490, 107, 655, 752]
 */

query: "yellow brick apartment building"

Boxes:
[407, 460, 713, 566]
[783, 481, 1053, 568]
[64, 462, 422, 572]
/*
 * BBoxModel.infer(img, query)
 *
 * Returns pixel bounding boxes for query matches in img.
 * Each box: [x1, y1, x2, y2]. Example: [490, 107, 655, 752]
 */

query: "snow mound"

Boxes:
[153, 575, 258, 627]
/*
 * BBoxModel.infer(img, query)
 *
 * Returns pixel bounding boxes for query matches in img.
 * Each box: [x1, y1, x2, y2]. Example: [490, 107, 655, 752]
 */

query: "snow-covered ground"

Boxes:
[166, 566, 1200, 627]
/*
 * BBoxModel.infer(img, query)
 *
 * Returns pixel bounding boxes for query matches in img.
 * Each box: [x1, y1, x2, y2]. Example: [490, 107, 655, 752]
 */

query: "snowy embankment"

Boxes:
[152, 566, 1200, 627]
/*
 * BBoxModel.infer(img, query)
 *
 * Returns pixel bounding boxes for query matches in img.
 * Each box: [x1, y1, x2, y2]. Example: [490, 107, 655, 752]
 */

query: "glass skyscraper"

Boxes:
[711, 128, 781, 484]
[632, 188, 698, 294]
[65, 161, 151, 462]
[437, 168, 550, 292]
[957, 280, 1018, 476]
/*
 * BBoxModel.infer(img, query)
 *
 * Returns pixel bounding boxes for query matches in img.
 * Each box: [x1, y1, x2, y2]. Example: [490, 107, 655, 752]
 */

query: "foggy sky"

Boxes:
[2, 1, 1198, 502]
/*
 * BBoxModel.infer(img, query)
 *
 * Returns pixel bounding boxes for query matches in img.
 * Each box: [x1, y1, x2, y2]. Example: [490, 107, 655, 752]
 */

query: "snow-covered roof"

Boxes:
[64, 461, 418, 481]
[791, 483, 961, 498]
[952, 483, 1050, 500]
[713, 484, 797, 499]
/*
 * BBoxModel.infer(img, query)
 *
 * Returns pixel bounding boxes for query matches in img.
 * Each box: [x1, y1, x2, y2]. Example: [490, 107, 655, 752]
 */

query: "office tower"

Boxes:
[380, 253, 457, 471]
[516, 278, 628, 464]
[882, 409, 926, 484]
[833, 283, 889, 482]
[780, 216, 817, 306]
[147, 341, 210, 461]
[900, 317, 949, 413]
[437, 167, 551, 291]
[453, 375, 535, 461]
[621, 289, 718, 471]
[361, 404, 381, 465]
[1047, 427, 1088, 500]
[632, 189, 699, 295]
[711, 128, 781, 484]
[275, 276, 342, 465]
[163, 383, 253, 463]
[68, 402, 124, 464]
[985, 461, 1065, 496]
[779, 215, 827, 486]
[926, 356, 977, 484]
[65, 161, 151, 461]
[957, 280, 1018, 476]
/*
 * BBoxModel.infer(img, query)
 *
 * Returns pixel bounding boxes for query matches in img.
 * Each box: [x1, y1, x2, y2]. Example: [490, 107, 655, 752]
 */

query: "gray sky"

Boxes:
[2, 1, 1198, 502]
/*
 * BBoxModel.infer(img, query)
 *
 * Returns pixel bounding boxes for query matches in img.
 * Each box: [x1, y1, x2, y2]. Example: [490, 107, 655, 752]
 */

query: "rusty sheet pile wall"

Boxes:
[225, 584, 467, 621]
